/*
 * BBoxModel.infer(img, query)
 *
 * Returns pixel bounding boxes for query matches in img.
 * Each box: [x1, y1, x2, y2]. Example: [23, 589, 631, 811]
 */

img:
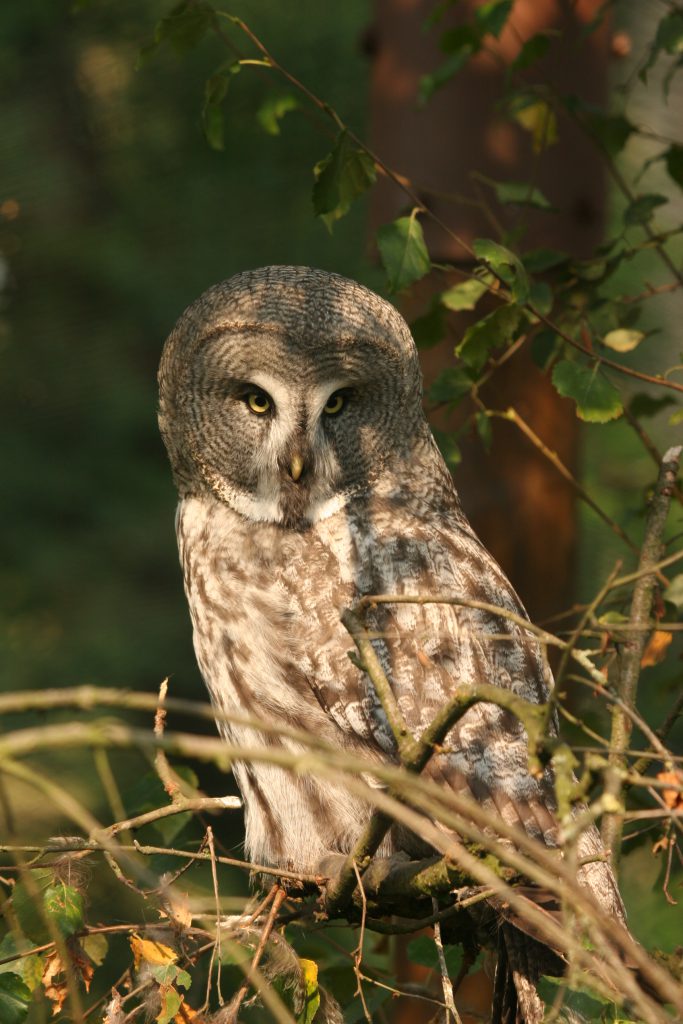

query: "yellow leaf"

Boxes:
[298, 958, 320, 1024]
[130, 933, 178, 971]
[640, 630, 672, 668]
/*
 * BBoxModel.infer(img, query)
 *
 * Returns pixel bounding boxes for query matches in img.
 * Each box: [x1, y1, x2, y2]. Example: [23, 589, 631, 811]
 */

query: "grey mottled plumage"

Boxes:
[159, 266, 625, 1021]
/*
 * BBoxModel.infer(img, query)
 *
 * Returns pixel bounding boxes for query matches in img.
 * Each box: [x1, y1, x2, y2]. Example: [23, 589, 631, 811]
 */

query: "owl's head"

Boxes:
[158, 266, 429, 527]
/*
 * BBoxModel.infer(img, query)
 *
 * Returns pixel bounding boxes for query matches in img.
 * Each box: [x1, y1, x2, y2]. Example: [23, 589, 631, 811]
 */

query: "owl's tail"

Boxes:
[491, 924, 551, 1024]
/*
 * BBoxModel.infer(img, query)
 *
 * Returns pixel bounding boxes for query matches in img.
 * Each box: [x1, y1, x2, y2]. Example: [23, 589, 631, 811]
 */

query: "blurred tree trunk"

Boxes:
[368, 0, 610, 626]
[367, 1, 610, 1019]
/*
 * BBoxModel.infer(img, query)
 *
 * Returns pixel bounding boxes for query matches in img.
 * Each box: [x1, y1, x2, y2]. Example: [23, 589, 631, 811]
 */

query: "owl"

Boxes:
[158, 266, 625, 1023]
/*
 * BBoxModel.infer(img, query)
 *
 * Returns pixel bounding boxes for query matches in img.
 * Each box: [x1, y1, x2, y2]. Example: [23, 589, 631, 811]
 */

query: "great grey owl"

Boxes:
[158, 265, 625, 1022]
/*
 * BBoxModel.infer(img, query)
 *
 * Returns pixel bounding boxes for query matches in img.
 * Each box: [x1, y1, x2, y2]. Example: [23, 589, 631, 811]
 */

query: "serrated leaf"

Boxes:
[457, 303, 522, 373]
[511, 33, 550, 71]
[603, 329, 644, 353]
[157, 985, 182, 1024]
[552, 361, 623, 423]
[440, 276, 488, 311]
[257, 93, 299, 136]
[313, 131, 376, 230]
[665, 144, 683, 188]
[297, 959, 320, 1024]
[201, 61, 240, 151]
[152, 963, 191, 990]
[492, 181, 552, 209]
[624, 193, 667, 226]
[0, 975, 31, 1024]
[473, 238, 529, 303]
[628, 393, 676, 418]
[429, 367, 473, 405]
[44, 883, 84, 937]
[377, 215, 431, 292]
[510, 97, 557, 152]
[410, 304, 445, 349]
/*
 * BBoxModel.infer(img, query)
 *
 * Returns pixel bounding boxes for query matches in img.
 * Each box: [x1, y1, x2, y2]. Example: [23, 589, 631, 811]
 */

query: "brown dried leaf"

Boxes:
[657, 770, 683, 810]
[42, 951, 68, 1017]
[641, 630, 673, 668]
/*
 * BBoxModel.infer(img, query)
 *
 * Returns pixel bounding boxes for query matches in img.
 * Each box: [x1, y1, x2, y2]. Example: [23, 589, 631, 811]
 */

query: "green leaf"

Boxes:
[669, 407, 683, 426]
[429, 367, 473, 405]
[538, 975, 615, 1018]
[473, 238, 529, 303]
[419, 48, 474, 102]
[475, 0, 513, 38]
[152, 963, 192, 990]
[640, 11, 683, 82]
[531, 329, 562, 370]
[407, 935, 464, 974]
[82, 933, 108, 967]
[432, 429, 462, 468]
[313, 131, 376, 230]
[125, 766, 199, 845]
[511, 34, 550, 71]
[522, 248, 568, 273]
[457, 303, 522, 373]
[527, 280, 553, 317]
[410, 304, 445, 349]
[0, 975, 31, 1024]
[602, 329, 645, 353]
[11, 872, 54, 944]
[156, 985, 182, 1024]
[202, 61, 240, 151]
[257, 93, 299, 136]
[585, 112, 633, 157]
[628, 393, 676, 418]
[492, 181, 553, 209]
[623, 193, 668, 226]
[141, 0, 215, 63]
[665, 144, 683, 188]
[0, 937, 41, 992]
[552, 361, 623, 423]
[439, 25, 480, 54]
[440, 277, 488, 312]
[44, 883, 84, 937]
[377, 214, 431, 292]
[476, 412, 493, 452]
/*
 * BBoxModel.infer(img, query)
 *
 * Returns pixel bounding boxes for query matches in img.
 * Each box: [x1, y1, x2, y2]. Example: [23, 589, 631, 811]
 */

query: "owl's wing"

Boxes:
[306, 493, 624, 922]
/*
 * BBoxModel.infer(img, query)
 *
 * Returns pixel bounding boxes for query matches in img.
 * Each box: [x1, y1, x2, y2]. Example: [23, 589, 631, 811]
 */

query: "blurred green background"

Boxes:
[1, 0, 682, 980]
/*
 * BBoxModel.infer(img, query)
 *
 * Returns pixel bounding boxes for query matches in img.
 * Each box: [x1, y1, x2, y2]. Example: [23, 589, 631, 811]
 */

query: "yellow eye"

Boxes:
[247, 391, 271, 415]
[324, 392, 345, 416]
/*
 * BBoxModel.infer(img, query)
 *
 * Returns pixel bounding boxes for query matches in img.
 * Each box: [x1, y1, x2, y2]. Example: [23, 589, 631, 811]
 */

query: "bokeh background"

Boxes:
[2, 0, 682, 996]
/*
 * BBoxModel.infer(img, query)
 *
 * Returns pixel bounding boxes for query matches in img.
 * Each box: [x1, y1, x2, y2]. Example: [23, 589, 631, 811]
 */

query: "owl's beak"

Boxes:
[289, 453, 304, 482]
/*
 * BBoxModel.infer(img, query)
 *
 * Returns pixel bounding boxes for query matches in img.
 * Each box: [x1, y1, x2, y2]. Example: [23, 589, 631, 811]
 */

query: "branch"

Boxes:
[602, 446, 682, 865]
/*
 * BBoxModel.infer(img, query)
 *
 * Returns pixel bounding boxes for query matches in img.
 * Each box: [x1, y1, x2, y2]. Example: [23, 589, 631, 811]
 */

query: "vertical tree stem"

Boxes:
[602, 446, 682, 867]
